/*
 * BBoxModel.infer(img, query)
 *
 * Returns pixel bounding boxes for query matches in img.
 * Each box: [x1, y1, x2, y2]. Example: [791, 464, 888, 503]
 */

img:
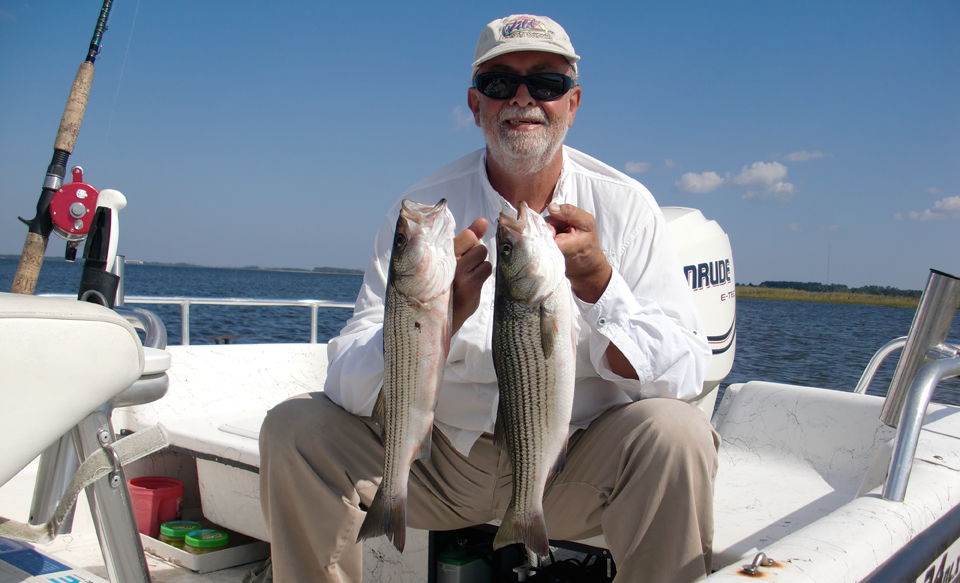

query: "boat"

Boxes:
[3, 201, 960, 583]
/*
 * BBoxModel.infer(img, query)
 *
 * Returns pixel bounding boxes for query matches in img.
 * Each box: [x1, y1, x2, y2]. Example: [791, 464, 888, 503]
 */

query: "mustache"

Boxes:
[498, 105, 547, 125]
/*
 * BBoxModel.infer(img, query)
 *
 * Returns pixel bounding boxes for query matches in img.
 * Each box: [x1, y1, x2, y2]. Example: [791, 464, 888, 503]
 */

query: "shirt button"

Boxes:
[598, 317, 607, 326]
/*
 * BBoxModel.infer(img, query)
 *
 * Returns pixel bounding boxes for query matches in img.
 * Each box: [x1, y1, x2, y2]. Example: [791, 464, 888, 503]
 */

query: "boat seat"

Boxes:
[0, 292, 145, 487]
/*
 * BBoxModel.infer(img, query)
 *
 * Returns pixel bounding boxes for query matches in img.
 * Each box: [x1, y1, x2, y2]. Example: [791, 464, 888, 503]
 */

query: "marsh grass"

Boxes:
[735, 286, 921, 308]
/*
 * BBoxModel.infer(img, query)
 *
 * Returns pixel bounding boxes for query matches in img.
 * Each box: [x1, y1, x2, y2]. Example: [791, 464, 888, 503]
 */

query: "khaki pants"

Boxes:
[259, 393, 719, 583]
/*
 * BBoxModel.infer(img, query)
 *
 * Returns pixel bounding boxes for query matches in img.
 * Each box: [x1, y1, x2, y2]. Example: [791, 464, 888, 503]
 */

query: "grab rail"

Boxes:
[113, 305, 168, 349]
[40, 294, 356, 345]
[853, 337, 907, 394]
[883, 355, 960, 501]
[122, 296, 355, 345]
[879, 269, 960, 502]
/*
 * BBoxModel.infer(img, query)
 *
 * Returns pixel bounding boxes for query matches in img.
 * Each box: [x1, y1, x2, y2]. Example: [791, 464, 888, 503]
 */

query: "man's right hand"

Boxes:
[451, 217, 492, 335]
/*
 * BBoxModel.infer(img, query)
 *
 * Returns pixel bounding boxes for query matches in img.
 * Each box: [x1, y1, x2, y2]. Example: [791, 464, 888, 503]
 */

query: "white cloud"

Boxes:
[927, 187, 943, 195]
[823, 224, 840, 232]
[675, 171, 725, 194]
[675, 159, 798, 201]
[906, 195, 960, 221]
[733, 161, 796, 201]
[732, 161, 787, 186]
[624, 161, 649, 174]
[664, 158, 675, 168]
[936, 196, 960, 211]
[784, 223, 801, 232]
[783, 150, 827, 162]
[452, 106, 474, 129]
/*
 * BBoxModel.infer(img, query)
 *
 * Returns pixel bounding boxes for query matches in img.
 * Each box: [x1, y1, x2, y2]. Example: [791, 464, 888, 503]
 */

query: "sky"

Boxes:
[1, 1, 957, 290]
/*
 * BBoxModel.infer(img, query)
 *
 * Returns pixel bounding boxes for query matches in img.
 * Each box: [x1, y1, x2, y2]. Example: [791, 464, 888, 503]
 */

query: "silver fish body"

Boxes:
[492, 201, 576, 557]
[356, 198, 456, 552]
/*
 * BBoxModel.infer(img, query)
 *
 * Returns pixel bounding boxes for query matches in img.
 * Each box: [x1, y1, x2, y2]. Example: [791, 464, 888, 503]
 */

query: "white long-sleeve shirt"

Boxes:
[325, 146, 710, 456]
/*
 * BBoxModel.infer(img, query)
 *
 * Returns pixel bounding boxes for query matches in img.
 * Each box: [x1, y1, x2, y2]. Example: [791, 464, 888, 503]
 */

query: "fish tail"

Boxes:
[356, 490, 407, 552]
[493, 503, 550, 557]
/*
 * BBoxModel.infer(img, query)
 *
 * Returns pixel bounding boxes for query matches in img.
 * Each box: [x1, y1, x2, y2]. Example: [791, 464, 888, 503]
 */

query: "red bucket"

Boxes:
[127, 477, 183, 538]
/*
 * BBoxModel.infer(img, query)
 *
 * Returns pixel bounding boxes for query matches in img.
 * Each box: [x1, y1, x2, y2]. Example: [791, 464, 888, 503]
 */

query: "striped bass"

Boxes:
[492, 201, 576, 557]
[356, 198, 456, 552]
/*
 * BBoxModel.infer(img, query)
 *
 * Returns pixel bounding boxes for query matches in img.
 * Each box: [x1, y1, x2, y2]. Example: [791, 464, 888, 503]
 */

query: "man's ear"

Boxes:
[467, 88, 482, 127]
[566, 86, 582, 127]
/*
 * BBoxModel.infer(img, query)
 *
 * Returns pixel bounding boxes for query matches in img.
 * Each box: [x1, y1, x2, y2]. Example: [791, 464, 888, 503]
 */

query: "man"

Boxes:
[260, 14, 719, 582]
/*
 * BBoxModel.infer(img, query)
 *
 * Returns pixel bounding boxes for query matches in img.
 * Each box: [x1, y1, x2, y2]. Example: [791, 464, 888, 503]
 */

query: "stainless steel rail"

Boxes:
[883, 355, 960, 501]
[854, 337, 908, 394]
[878, 269, 960, 502]
[881, 270, 960, 427]
[41, 294, 356, 345]
[122, 296, 355, 345]
[113, 305, 168, 349]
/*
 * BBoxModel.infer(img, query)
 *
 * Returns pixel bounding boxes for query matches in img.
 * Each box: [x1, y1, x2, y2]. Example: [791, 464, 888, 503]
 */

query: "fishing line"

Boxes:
[98, 0, 140, 171]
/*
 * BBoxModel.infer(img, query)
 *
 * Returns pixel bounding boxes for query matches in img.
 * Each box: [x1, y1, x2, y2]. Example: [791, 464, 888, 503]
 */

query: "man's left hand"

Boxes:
[546, 203, 638, 380]
[546, 203, 612, 304]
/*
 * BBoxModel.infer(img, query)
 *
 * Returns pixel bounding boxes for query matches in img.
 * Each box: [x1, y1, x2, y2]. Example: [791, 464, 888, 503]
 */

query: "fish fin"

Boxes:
[540, 303, 558, 359]
[552, 440, 567, 474]
[417, 427, 433, 461]
[493, 503, 550, 558]
[493, 400, 507, 450]
[372, 390, 386, 432]
[443, 295, 453, 359]
[356, 489, 408, 553]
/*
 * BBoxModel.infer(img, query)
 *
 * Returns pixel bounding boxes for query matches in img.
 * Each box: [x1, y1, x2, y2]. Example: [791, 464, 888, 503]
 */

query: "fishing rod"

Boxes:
[10, 0, 114, 295]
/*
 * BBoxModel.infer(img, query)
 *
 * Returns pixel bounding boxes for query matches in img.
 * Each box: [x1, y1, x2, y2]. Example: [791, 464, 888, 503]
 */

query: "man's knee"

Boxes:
[619, 399, 720, 471]
[260, 393, 358, 455]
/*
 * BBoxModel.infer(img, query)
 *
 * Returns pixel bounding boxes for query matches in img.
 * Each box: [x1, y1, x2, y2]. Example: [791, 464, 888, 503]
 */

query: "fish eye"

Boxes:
[500, 242, 512, 256]
[395, 234, 406, 247]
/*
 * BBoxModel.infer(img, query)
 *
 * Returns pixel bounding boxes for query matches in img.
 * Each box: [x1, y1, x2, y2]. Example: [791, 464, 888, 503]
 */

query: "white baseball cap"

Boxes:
[472, 15, 580, 80]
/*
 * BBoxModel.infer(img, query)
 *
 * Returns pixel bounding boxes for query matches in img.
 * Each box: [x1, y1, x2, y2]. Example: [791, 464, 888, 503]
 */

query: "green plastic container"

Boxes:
[184, 529, 230, 555]
[158, 521, 202, 549]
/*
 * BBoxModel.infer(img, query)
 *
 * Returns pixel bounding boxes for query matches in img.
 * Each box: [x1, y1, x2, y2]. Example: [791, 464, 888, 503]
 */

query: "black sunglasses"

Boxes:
[473, 72, 576, 102]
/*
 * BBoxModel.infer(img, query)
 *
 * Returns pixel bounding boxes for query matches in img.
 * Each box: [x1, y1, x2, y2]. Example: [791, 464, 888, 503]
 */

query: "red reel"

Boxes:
[50, 166, 100, 242]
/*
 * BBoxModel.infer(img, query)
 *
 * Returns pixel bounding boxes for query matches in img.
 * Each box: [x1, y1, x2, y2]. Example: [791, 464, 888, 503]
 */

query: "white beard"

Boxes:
[480, 104, 569, 176]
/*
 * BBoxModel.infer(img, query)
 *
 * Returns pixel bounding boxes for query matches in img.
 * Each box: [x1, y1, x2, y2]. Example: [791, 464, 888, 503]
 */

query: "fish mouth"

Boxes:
[498, 201, 529, 242]
[401, 198, 448, 225]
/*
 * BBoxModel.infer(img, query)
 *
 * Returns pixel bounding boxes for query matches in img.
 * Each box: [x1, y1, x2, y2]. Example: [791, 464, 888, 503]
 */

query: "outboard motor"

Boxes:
[663, 207, 736, 414]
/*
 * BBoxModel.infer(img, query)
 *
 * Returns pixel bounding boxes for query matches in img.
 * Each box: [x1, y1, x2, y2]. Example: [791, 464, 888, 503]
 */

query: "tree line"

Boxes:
[745, 281, 922, 298]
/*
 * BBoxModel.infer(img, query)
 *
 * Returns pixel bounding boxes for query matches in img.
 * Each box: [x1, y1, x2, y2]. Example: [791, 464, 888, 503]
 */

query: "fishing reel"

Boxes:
[49, 166, 100, 260]
[47, 165, 128, 307]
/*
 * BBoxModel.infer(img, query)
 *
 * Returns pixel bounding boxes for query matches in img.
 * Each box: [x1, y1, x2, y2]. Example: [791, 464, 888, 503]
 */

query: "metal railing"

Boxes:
[878, 269, 960, 502]
[42, 294, 356, 345]
[124, 296, 356, 345]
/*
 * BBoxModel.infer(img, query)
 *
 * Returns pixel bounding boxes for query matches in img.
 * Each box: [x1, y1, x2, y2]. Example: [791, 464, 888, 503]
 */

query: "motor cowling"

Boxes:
[663, 207, 736, 397]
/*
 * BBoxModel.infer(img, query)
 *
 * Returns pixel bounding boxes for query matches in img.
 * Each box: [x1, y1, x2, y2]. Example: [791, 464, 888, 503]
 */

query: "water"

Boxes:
[3, 256, 960, 406]
[0, 256, 362, 345]
[722, 298, 960, 407]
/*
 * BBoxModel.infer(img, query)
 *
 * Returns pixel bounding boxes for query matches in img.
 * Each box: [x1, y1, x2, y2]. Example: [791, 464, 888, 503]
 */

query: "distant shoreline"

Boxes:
[736, 286, 921, 308]
[0, 254, 364, 276]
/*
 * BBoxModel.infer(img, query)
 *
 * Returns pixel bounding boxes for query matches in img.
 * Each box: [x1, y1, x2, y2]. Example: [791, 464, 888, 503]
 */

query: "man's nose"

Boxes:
[510, 81, 536, 107]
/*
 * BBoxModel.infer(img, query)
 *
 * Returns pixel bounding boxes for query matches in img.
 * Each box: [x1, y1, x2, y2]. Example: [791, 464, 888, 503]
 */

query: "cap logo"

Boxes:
[501, 16, 551, 39]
